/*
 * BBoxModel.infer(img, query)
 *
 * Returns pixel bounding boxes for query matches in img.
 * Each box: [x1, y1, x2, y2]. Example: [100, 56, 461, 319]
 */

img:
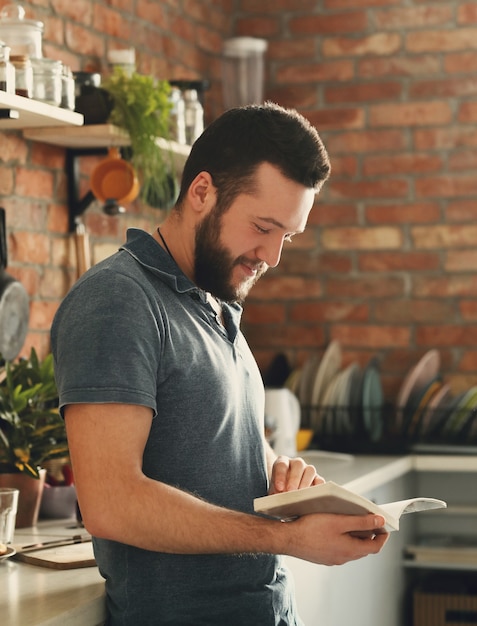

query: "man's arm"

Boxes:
[66, 403, 388, 565]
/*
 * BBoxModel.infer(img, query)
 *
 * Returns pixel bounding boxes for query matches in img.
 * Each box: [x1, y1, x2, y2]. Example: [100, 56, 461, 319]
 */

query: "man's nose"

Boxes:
[257, 237, 285, 268]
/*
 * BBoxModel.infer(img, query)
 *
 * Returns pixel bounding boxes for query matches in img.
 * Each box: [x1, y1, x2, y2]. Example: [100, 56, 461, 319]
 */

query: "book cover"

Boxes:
[254, 481, 447, 532]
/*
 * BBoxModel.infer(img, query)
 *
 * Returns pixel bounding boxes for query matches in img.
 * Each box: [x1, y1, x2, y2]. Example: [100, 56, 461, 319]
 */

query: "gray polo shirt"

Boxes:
[51, 228, 302, 625]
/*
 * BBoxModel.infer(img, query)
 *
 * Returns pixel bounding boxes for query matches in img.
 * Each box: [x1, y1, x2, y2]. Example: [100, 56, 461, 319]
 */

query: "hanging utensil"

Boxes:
[0, 207, 29, 361]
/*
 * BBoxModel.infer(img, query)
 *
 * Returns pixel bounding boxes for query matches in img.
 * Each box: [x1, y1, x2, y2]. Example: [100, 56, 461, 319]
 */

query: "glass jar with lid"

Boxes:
[10, 54, 33, 97]
[31, 57, 62, 106]
[0, 41, 15, 94]
[0, 4, 43, 58]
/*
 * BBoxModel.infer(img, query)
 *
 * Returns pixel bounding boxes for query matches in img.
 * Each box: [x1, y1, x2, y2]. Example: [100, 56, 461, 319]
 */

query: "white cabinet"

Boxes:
[287, 473, 414, 626]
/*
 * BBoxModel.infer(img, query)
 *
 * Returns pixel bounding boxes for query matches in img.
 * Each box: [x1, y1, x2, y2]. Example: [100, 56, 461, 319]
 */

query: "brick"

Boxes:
[322, 226, 402, 250]
[359, 251, 440, 272]
[406, 28, 477, 53]
[250, 276, 322, 300]
[369, 102, 452, 127]
[290, 301, 369, 323]
[308, 202, 358, 226]
[244, 324, 325, 349]
[458, 3, 477, 24]
[449, 149, 477, 170]
[412, 224, 477, 248]
[50, 0, 93, 23]
[329, 179, 409, 200]
[276, 60, 354, 84]
[413, 276, 477, 298]
[458, 102, 477, 123]
[365, 202, 440, 224]
[15, 167, 54, 200]
[374, 300, 455, 324]
[415, 175, 477, 198]
[374, 6, 452, 29]
[331, 325, 410, 348]
[65, 23, 106, 57]
[325, 276, 405, 298]
[136, 0, 168, 24]
[460, 303, 477, 322]
[363, 153, 443, 177]
[306, 108, 365, 131]
[458, 350, 477, 369]
[325, 81, 402, 104]
[242, 302, 286, 325]
[417, 325, 477, 347]
[414, 127, 477, 150]
[2, 199, 46, 231]
[328, 156, 358, 178]
[323, 32, 401, 58]
[235, 16, 280, 37]
[290, 11, 368, 36]
[410, 77, 477, 99]
[0, 132, 28, 163]
[325, 129, 407, 154]
[359, 54, 440, 79]
[266, 85, 317, 109]
[0, 166, 14, 195]
[10, 231, 50, 265]
[445, 51, 477, 74]
[29, 300, 59, 333]
[446, 200, 477, 221]
[277, 251, 353, 275]
[446, 251, 477, 272]
[267, 38, 316, 61]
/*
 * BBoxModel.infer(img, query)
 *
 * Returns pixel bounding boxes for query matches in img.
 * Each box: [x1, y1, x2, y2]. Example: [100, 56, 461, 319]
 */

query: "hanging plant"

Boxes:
[102, 68, 177, 208]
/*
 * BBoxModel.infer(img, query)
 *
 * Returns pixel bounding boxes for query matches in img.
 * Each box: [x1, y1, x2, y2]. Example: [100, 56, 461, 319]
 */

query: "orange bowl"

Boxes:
[90, 147, 139, 204]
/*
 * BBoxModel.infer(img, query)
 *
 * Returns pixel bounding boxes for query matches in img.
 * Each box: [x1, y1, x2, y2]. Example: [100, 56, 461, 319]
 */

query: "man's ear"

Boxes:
[188, 171, 216, 214]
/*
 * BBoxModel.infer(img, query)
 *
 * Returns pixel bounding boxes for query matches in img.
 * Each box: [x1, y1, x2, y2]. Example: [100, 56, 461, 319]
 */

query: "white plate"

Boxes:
[396, 350, 440, 428]
[0, 546, 16, 561]
[310, 341, 342, 433]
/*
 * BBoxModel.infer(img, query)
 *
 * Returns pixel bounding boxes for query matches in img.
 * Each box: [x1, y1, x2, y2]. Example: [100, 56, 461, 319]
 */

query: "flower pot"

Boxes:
[0, 468, 46, 528]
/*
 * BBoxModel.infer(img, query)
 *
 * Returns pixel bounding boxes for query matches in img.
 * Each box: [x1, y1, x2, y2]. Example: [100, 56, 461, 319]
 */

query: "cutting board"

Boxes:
[14, 541, 96, 569]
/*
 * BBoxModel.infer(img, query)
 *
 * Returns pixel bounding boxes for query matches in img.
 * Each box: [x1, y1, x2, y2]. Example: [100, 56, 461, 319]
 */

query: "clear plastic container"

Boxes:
[169, 86, 186, 144]
[31, 57, 62, 106]
[0, 4, 43, 58]
[0, 42, 15, 94]
[10, 54, 33, 97]
[60, 64, 75, 110]
[222, 37, 268, 109]
[183, 89, 204, 145]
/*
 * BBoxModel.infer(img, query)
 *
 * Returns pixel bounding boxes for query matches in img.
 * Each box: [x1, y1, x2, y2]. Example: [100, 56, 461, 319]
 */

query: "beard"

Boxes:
[194, 209, 267, 303]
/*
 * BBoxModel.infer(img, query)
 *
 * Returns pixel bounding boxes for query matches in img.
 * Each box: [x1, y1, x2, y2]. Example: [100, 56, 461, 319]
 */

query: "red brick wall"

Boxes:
[1, 1, 477, 401]
[236, 1, 477, 399]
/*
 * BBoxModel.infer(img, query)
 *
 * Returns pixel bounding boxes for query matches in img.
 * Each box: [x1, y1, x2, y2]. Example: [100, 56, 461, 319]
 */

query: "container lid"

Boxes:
[0, 4, 43, 32]
[223, 37, 268, 57]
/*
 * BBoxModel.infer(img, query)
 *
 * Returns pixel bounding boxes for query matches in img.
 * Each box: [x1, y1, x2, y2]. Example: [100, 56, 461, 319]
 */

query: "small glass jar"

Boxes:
[0, 42, 15, 94]
[31, 57, 62, 106]
[10, 53, 32, 97]
[60, 64, 75, 110]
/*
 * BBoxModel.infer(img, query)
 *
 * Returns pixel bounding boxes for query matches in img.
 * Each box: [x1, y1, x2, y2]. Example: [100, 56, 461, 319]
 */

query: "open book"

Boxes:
[254, 481, 447, 532]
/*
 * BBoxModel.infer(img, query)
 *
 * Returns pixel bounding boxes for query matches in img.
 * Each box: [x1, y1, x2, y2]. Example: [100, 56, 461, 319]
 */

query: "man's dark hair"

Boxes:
[175, 101, 330, 213]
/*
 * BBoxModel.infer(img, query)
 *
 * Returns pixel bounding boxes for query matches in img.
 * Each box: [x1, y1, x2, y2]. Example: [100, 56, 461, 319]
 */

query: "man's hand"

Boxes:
[269, 455, 325, 494]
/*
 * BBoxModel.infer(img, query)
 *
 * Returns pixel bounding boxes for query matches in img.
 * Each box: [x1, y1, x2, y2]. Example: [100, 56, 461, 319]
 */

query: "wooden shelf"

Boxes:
[23, 124, 191, 173]
[0, 91, 83, 129]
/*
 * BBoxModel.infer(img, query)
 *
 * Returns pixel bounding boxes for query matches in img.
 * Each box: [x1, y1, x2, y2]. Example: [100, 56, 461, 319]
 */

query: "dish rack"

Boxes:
[300, 402, 477, 455]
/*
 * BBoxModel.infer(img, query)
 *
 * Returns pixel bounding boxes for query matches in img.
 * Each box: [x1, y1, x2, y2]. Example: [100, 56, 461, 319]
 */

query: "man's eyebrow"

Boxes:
[256, 216, 304, 234]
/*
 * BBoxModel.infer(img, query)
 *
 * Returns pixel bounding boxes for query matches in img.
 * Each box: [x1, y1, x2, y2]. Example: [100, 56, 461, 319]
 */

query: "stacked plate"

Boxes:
[286, 341, 385, 443]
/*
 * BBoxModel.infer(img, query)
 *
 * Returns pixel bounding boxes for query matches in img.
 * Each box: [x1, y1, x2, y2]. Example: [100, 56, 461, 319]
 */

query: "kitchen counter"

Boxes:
[1, 453, 476, 626]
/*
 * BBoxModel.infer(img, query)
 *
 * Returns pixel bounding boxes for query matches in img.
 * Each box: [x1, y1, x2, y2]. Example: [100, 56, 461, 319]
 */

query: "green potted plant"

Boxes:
[0, 348, 69, 527]
[102, 68, 177, 209]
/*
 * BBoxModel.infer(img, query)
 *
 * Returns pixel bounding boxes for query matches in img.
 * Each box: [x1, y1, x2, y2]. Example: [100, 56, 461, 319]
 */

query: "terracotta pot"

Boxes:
[0, 468, 46, 528]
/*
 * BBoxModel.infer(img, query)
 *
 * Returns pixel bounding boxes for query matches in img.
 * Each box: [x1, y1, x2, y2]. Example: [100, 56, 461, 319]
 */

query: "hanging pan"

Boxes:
[90, 147, 139, 205]
[0, 208, 29, 361]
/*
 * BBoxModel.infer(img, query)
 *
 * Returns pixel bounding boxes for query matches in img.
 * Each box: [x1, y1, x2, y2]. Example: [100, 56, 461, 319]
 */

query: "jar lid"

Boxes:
[223, 37, 268, 57]
[0, 3, 44, 32]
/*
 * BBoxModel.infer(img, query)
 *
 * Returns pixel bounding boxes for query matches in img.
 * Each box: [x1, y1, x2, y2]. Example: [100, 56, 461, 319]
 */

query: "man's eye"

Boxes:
[255, 224, 270, 234]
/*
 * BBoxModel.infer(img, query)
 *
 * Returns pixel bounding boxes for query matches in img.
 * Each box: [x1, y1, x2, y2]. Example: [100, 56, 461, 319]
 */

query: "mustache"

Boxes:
[234, 256, 268, 274]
